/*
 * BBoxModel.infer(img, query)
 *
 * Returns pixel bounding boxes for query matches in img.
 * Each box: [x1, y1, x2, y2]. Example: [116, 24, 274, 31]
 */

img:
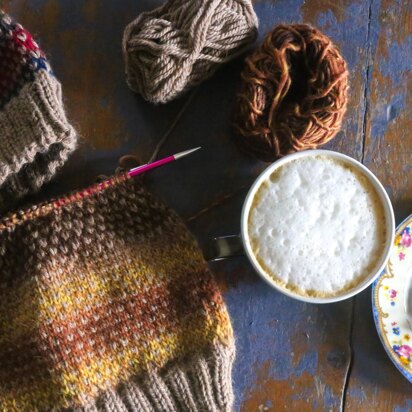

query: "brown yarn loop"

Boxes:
[234, 24, 349, 162]
[122, 0, 258, 104]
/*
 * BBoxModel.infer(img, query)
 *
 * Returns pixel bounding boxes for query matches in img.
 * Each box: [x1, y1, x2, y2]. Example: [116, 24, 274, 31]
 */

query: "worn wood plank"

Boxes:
[346, 0, 412, 410]
[4, 0, 408, 411]
[3, 1, 358, 411]
[184, 0, 373, 409]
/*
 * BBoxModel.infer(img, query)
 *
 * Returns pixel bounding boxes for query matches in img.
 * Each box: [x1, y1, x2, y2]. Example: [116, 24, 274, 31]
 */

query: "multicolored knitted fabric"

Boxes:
[0, 11, 77, 210]
[0, 174, 234, 411]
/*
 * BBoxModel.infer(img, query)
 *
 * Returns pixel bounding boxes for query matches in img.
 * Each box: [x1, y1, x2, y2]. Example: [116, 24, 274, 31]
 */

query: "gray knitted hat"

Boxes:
[0, 11, 77, 210]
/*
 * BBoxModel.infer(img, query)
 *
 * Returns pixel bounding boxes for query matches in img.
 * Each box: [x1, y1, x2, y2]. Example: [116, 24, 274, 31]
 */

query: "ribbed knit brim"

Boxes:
[0, 175, 235, 411]
[0, 11, 77, 212]
[80, 344, 235, 411]
[0, 70, 77, 210]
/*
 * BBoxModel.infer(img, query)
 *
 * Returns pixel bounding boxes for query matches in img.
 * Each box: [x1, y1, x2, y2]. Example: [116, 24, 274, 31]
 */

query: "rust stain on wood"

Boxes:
[347, 0, 412, 408]
[241, 331, 349, 410]
[377, 0, 411, 47]
[291, 327, 350, 408]
[292, 338, 349, 399]
[345, 380, 412, 411]
[241, 361, 319, 412]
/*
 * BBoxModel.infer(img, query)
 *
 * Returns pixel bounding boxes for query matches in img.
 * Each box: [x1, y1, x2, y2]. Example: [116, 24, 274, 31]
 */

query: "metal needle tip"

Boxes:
[174, 147, 202, 160]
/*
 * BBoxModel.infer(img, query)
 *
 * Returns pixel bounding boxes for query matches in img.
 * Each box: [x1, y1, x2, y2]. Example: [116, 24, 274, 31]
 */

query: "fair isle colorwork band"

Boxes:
[0, 11, 77, 210]
[0, 174, 235, 411]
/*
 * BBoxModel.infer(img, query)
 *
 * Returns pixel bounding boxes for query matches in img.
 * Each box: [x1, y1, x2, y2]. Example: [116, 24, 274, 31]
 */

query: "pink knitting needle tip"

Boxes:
[127, 147, 201, 178]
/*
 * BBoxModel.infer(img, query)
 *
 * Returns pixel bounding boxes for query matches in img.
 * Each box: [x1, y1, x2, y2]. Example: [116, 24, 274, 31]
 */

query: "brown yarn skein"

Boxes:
[123, 0, 258, 104]
[234, 24, 349, 162]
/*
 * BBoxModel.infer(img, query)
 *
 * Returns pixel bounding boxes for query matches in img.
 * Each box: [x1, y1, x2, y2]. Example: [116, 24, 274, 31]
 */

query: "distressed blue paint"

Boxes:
[290, 378, 341, 410]
[371, 0, 412, 89]
[401, 163, 412, 176]
[370, 92, 407, 139]
[253, 0, 304, 40]
[315, 2, 369, 70]
[362, 0, 410, 163]
[367, 14, 411, 140]
[366, 0, 383, 57]
[394, 398, 412, 412]
[309, 1, 375, 160]
[292, 386, 320, 410]
[291, 387, 312, 401]
[222, 257, 350, 410]
[11, 0, 411, 410]
[294, 350, 318, 377]
[379, 35, 412, 80]
[323, 384, 342, 410]
[224, 275, 306, 408]
[310, 384, 341, 411]
[347, 385, 368, 403]
[223, 270, 296, 409]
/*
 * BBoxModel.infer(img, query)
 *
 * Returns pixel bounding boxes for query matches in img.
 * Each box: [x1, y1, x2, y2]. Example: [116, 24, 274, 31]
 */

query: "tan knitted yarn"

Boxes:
[0, 11, 77, 211]
[0, 174, 234, 411]
[122, 0, 258, 104]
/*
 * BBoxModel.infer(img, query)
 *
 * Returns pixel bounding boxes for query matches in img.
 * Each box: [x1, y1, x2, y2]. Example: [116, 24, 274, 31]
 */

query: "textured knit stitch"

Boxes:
[0, 174, 235, 411]
[0, 11, 77, 211]
[122, 0, 258, 104]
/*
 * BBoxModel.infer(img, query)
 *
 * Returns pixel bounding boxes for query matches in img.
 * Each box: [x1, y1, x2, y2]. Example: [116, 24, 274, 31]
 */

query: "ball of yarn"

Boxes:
[234, 24, 349, 162]
[122, 0, 258, 104]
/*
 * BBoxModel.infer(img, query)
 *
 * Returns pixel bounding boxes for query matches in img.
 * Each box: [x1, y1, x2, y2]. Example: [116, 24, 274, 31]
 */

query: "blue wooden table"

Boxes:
[7, 0, 411, 410]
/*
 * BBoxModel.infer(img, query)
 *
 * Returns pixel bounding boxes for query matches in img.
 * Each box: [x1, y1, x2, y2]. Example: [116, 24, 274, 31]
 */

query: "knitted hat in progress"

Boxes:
[0, 11, 77, 210]
[0, 175, 235, 411]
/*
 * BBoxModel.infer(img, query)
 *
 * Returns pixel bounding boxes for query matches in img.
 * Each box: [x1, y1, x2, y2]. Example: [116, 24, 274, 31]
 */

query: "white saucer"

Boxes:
[372, 214, 412, 383]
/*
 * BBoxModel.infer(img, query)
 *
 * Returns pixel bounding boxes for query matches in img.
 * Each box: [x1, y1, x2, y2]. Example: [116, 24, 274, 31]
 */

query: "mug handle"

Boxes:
[204, 235, 245, 262]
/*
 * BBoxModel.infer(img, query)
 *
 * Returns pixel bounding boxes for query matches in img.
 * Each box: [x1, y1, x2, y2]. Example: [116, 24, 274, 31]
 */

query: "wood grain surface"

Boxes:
[2, 0, 411, 410]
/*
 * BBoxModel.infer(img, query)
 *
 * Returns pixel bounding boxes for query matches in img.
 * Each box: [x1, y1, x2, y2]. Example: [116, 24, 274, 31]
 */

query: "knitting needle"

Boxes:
[128, 147, 201, 178]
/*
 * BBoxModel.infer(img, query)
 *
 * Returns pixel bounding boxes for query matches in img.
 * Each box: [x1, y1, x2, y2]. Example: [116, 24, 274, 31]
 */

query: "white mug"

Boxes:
[208, 150, 395, 304]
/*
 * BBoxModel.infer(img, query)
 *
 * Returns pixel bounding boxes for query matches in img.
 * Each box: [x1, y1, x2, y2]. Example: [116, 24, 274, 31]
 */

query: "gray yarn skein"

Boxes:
[122, 0, 258, 104]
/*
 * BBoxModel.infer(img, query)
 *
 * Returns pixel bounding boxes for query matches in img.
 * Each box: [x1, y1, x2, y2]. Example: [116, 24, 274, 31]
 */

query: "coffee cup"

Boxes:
[206, 150, 395, 304]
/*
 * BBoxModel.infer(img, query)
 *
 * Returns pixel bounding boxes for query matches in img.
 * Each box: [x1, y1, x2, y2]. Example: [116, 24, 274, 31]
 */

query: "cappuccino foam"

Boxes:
[247, 155, 387, 297]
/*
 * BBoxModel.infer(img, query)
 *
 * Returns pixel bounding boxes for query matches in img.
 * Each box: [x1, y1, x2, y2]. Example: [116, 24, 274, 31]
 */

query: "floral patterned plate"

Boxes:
[372, 214, 412, 383]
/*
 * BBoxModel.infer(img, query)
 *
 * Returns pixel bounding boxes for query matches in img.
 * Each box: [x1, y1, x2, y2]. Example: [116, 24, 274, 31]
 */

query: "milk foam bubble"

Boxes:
[247, 155, 387, 297]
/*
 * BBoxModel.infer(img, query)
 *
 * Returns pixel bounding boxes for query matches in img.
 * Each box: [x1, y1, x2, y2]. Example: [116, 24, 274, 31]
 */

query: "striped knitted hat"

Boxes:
[0, 11, 77, 210]
[0, 174, 235, 410]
